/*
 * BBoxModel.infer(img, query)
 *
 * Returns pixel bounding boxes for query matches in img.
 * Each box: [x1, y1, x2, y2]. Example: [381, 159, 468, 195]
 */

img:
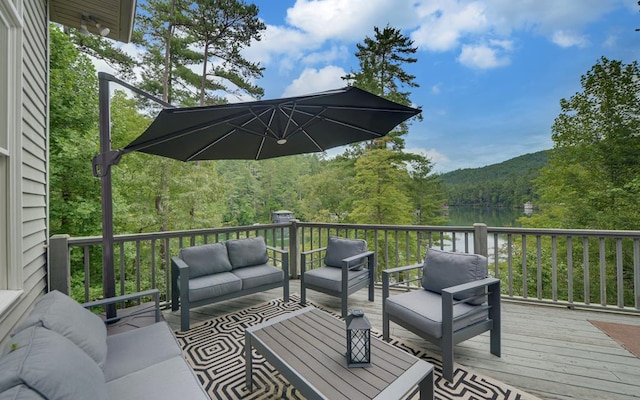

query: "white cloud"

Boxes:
[412, 1, 489, 51]
[282, 66, 347, 97]
[431, 84, 441, 95]
[551, 30, 588, 48]
[286, 0, 419, 42]
[458, 43, 510, 69]
[301, 45, 350, 65]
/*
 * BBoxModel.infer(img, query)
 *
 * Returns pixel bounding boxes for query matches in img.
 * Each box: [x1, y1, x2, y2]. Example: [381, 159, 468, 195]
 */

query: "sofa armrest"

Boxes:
[82, 289, 161, 324]
[266, 245, 290, 277]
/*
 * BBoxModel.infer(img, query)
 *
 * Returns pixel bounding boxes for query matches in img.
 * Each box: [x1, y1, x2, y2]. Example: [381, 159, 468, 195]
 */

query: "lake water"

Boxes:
[445, 206, 529, 228]
[442, 206, 532, 258]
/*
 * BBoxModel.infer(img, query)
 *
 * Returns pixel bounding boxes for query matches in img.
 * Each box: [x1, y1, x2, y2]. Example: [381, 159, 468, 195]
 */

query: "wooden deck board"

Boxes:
[164, 280, 640, 400]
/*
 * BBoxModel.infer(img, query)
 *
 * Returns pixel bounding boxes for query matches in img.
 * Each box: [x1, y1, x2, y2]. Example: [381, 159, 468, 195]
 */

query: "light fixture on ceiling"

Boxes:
[79, 14, 110, 37]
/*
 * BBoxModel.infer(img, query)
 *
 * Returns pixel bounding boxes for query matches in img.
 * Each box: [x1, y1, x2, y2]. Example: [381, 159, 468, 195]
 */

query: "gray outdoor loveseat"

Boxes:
[171, 236, 290, 331]
[0, 289, 208, 400]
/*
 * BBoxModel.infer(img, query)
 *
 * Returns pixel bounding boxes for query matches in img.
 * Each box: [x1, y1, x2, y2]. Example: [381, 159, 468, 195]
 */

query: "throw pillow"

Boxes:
[12, 290, 108, 368]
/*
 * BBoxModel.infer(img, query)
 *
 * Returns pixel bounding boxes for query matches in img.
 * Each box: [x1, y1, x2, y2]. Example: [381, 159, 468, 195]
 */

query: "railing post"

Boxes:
[473, 223, 488, 257]
[49, 234, 71, 295]
[289, 219, 300, 279]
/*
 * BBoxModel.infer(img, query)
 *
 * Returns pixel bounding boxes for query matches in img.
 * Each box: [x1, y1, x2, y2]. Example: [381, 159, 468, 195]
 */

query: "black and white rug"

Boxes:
[174, 295, 538, 400]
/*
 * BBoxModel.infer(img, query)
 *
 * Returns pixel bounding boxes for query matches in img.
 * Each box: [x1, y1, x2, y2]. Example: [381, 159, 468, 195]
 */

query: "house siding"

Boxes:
[0, 0, 48, 346]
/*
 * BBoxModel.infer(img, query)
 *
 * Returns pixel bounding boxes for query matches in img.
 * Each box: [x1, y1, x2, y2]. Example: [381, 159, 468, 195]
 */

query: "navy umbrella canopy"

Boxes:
[123, 86, 421, 160]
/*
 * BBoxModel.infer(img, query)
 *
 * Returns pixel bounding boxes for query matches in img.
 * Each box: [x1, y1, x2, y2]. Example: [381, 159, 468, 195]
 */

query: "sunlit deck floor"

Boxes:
[163, 280, 640, 400]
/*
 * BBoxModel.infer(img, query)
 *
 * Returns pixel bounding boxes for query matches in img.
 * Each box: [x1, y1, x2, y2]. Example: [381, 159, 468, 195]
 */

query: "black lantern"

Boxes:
[346, 309, 371, 367]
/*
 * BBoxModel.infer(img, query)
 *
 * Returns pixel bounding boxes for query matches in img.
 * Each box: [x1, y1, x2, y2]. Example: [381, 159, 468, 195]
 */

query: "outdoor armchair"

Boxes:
[382, 248, 501, 381]
[300, 236, 375, 318]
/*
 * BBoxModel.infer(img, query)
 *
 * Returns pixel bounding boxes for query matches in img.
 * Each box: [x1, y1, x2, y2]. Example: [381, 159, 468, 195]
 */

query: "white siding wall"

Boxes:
[0, 0, 48, 346]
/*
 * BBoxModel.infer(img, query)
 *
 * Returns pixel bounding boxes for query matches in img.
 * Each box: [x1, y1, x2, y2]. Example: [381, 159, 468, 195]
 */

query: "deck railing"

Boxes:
[49, 221, 640, 314]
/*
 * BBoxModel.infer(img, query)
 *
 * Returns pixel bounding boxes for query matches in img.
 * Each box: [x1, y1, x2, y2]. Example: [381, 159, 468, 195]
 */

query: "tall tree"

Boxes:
[184, 0, 265, 105]
[348, 149, 413, 225]
[529, 57, 640, 230]
[343, 25, 419, 150]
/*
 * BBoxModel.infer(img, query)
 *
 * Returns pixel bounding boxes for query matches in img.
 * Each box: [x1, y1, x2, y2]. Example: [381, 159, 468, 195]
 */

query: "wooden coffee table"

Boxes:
[245, 307, 434, 400]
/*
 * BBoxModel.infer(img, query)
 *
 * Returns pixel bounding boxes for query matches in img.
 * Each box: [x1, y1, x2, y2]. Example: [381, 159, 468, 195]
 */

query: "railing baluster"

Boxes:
[83, 246, 90, 303]
[567, 236, 573, 304]
[521, 234, 527, 298]
[536, 235, 542, 300]
[584, 237, 590, 305]
[600, 237, 606, 306]
[551, 236, 557, 302]
[119, 242, 125, 296]
[617, 238, 623, 308]
[635, 238, 640, 310]
[507, 234, 513, 297]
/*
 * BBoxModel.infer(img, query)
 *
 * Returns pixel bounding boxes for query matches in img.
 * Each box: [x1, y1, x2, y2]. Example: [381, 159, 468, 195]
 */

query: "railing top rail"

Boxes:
[296, 222, 476, 233]
[68, 223, 290, 246]
[487, 226, 640, 238]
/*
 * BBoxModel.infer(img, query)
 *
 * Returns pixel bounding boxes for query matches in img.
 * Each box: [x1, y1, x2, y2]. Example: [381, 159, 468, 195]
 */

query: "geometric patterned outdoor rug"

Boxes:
[174, 295, 540, 400]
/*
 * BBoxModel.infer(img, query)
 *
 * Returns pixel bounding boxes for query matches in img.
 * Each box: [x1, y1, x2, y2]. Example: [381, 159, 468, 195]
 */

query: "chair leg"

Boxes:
[442, 342, 454, 382]
[300, 280, 306, 305]
[341, 293, 348, 319]
[180, 302, 190, 331]
[383, 312, 390, 341]
[490, 325, 501, 357]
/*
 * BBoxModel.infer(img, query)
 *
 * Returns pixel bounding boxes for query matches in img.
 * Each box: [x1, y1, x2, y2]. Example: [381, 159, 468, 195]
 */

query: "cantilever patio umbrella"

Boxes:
[123, 86, 421, 160]
[94, 74, 420, 317]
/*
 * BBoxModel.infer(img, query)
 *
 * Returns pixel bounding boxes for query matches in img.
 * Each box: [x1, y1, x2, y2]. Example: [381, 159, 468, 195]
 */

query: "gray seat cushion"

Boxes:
[0, 385, 45, 399]
[226, 237, 269, 269]
[304, 266, 369, 293]
[324, 236, 367, 269]
[385, 289, 488, 339]
[106, 356, 209, 400]
[189, 272, 242, 303]
[0, 326, 108, 400]
[11, 290, 108, 367]
[179, 243, 232, 278]
[231, 264, 283, 290]
[422, 248, 488, 305]
[104, 322, 182, 382]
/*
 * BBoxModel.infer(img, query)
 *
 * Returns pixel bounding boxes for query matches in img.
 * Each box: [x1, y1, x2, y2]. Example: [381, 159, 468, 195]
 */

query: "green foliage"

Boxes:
[348, 149, 413, 225]
[531, 57, 640, 230]
[440, 151, 548, 208]
[49, 26, 102, 237]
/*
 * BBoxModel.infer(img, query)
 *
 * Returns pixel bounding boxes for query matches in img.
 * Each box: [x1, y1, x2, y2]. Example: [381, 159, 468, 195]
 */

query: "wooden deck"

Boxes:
[163, 280, 640, 400]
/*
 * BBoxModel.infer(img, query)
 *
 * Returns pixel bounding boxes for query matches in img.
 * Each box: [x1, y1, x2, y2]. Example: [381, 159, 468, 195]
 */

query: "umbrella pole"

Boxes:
[94, 73, 174, 320]
[98, 73, 117, 319]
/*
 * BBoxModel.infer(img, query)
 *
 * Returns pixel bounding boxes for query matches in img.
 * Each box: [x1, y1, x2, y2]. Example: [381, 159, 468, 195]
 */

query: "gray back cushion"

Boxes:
[226, 237, 269, 269]
[179, 243, 232, 278]
[12, 290, 107, 368]
[422, 248, 488, 305]
[0, 326, 108, 400]
[324, 236, 367, 268]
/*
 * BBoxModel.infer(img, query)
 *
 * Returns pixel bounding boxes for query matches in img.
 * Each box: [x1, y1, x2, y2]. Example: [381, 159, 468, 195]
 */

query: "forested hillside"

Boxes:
[439, 150, 549, 207]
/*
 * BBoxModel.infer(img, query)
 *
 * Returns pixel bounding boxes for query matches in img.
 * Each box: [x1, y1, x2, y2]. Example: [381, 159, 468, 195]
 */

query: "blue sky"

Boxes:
[232, 0, 640, 172]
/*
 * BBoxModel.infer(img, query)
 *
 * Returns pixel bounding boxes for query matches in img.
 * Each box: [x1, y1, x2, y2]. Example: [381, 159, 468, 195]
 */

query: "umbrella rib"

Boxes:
[185, 107, 277, 160]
